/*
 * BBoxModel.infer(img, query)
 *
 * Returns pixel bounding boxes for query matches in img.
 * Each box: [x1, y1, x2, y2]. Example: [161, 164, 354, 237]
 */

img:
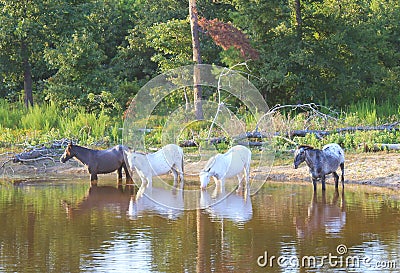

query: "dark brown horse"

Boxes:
[60, 143, 132, 185]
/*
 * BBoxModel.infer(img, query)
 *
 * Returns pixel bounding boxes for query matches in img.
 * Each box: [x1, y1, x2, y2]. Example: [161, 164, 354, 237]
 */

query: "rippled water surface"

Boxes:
[1, 178, 399, 272]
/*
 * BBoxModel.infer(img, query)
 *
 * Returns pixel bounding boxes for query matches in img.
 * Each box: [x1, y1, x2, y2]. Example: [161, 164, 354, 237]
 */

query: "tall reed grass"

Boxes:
[344, 99, 399, 125]
[0, 100, 122, 147]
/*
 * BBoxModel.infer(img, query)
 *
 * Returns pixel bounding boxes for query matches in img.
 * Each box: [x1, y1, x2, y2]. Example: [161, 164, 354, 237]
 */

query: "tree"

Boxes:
[189, 0, 204, 120]
[0, 0, 46, 107]
[0, 0, 90, 107]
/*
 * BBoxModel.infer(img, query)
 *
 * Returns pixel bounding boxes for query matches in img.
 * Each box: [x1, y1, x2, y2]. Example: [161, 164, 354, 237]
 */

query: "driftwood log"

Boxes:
[181, 123, 400, 148]
[11, 139, 72, 164]
[288, 124, 400, 139]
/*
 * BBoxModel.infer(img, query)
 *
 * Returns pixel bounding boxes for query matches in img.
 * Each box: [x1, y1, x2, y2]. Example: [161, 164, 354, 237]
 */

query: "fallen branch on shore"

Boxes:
[8, 139, 72, 165]
[180, 122, 400, 148]
[286, 123, 400, 139]
[13, 147, 60, 163]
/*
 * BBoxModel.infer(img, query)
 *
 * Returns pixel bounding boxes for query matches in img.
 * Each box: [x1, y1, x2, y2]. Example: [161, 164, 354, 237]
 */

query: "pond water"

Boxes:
[1, 178, 400, 272]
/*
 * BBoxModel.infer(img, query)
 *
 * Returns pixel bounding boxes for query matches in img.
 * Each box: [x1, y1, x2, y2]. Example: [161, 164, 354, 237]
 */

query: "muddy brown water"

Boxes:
[0, 177, 400, 272]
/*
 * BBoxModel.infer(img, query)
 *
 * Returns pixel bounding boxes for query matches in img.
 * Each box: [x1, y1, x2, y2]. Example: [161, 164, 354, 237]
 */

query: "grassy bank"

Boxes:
[0, 100, 123, 149]
[1, 99, 399, 153]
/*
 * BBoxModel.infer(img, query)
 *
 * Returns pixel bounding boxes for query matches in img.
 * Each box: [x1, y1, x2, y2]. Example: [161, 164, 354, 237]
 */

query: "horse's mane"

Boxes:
[133, 151, 147, 155]
[70, 144, 92, 151]
[298, 145, 314, 150]
[202, 154, 219, 171]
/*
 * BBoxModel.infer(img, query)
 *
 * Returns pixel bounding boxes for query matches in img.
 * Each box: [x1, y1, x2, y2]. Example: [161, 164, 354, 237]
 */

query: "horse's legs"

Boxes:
[212, 178, 223, 198]
[171, 168, 178, 187]
[117, 166, 123, 181]
[340, 163, 345, 189]
[321, 175, 326, 191]
[90, 173, 98, 186]
[333, 172, 339, 188]
[245, 164, 250, 187]
[236, 174, 244, 193]
[312, 177, 317, 191]
[236, 164, 250, 194]
[178, 166, 184, 185]
[123, 163, 133, 183]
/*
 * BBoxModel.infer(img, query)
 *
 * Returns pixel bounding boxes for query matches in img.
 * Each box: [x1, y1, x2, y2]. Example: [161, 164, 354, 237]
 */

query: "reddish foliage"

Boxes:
[198, 18, 259, 60]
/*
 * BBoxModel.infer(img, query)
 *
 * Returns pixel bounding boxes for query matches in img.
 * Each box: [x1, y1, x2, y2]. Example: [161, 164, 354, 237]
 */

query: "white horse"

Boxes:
[124, 144, 184, 189]
[199, 145, 251, 191]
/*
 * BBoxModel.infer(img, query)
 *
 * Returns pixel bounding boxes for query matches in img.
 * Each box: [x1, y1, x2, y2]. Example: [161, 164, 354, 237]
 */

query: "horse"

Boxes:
[199, 145, 251, 192]
[124, 144, 184, 189]
[294, 143, 345, 191]
[60, 142, 131, 185]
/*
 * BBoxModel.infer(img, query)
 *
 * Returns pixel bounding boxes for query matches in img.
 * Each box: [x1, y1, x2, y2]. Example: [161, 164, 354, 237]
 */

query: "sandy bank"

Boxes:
[1, 152, 400, 189]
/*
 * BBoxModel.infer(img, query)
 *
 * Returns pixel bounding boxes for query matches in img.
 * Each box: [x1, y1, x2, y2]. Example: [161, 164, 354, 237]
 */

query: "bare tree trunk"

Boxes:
[294, 0, 302, 40]
[22, 41, 33, 108]
[189, 0, 204, 119]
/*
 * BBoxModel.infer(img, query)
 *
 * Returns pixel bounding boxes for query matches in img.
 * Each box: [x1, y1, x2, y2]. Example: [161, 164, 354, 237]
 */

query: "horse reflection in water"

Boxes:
[295, 189, 346, 238]
[128, 186, 184, 220]
[62, 184, 134, 219]
[200, 182, 253, 223]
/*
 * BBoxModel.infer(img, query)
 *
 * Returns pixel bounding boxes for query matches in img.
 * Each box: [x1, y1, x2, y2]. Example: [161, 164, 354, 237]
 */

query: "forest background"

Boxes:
[0, 0, 399, 151]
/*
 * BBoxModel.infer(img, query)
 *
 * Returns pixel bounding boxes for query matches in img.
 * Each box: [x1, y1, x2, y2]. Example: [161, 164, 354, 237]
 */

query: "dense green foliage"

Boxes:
[0, 0, 399, 147]
[1, 0, 399, 109]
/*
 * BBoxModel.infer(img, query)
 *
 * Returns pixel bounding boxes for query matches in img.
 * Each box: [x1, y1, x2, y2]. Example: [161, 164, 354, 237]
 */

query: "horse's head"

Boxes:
[60, 143, 75, 163]
[294, 145, 313, 169]
[123, 149, 136, 169]
[199, 170, 210, 190]
[199, 155, 219, 190]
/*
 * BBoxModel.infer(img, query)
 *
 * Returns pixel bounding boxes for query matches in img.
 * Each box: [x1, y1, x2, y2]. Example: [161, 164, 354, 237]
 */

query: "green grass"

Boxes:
[344, 99, 400, 125]
[270, 99, 400, 152]
[1, 98, 399, 153]
[0, 99, 123, 147]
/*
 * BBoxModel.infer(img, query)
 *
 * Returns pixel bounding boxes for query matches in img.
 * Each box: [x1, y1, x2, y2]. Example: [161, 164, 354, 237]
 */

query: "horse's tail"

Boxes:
[179, 147, 184, 175]
[181, 153, 184, 175]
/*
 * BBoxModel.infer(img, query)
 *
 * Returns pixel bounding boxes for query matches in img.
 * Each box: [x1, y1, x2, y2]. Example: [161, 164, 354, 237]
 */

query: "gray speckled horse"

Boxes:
[60, 143, 131, 186]
[294, 143, 345, 191]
